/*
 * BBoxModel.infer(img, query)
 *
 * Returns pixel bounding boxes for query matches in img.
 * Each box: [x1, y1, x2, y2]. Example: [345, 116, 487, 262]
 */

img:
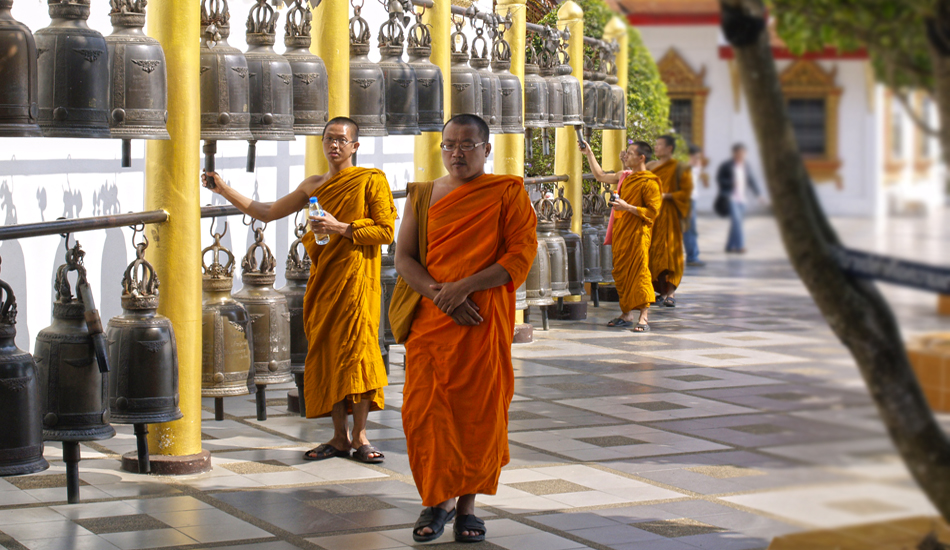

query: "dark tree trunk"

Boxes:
[721, 0, 950, 521]
[928, 0, 950, 167]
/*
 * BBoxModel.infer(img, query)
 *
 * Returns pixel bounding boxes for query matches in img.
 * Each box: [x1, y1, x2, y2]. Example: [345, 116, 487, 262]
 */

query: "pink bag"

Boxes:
[603, 170, 632, 246]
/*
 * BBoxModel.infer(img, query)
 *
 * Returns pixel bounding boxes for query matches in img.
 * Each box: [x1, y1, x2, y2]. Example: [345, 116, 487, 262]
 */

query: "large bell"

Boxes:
[200, 0, 253, 172]
[244, 0, 295, 172]
[535, 190, 569, 299]
[540, 45, 563, 128]
[598, 184, 614, 283]
[553, 186, 584, 296]
[0, 0, 42, 137]
[581, 185, 604, 285]
[34, 0, 111, 138]
[492, 32, 522, 134]
[470, 23, 501, 134]
[605, 49, 626, 130]
[406, 9, 443, 132]
[278, 223, 309, 417]
[524, 47, 549, 131]
[593, 49, 611, 129]
[349, 7, 387, 136]
[0, 269, 48, 477]
[107, 233, 181, 474]
[105, 0, 169, 168]
[582, 54, 600, 130]
[232, 221, 292, 421]
[515, 282, 527, 311]
[556, 40, 583, 126]
[378, 7, 420, 135]
[282, 0, 328, 135]
[449, 19, 483, 119]
[525, 205, 554, 309]
[201, 224, 255, 420]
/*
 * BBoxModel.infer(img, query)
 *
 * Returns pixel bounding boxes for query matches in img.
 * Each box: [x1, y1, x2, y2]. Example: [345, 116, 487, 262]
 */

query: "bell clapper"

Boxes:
[214, 398, 225, 421]
[247, 140, 257, 173]
[121, 139, 132, 168]
[63, 441, 81, 504]
[134, 423, 150, 474]
[256, 384, 267, 421]
[203, 140, 217, 175]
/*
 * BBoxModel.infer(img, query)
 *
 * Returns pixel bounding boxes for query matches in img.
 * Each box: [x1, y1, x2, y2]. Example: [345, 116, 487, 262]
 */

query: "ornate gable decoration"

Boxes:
[780, 60, 841, 96]
[657, 48, 707, 95]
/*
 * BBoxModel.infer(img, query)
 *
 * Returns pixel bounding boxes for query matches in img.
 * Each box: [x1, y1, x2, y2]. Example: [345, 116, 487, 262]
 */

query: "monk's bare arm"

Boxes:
[394, 193, 439, 301]
[348, 175, 397, 245]
[202, 171, 313, 223]
[580, 142, 621, 186]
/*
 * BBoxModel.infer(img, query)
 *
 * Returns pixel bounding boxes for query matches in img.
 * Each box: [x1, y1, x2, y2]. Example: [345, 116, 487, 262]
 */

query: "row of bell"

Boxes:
[583, 49, 626, 131]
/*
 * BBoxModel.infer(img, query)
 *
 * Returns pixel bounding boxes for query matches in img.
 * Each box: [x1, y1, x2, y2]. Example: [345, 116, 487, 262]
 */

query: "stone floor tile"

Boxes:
[0, 519, 93, 541]
[175, 522, 274, 543]
[532, 512, 621, 531]
[307, 531, 405, 550]
[15, 535, 122, 550]
[98, 528, 197, 550]
[569, 523, 665, 545]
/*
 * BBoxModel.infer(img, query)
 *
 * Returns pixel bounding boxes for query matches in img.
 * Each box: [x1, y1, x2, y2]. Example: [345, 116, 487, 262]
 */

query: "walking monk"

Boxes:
[202, 117, 395, 464]
[391, 114, 537, 543]
[647, 135, 693, 307]
[581, 140, 662, 332]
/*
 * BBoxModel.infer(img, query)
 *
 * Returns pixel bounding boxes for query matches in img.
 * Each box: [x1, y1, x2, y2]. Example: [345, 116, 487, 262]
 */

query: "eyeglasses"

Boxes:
[440, 141, 486, 152]
[323, 137, 353, 147]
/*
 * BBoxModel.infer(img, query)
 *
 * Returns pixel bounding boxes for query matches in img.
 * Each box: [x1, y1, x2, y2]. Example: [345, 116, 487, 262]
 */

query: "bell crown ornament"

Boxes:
[283, 0, 329, 135]
[120, 231, 160, 311]
[553, 184, 574, 230]
[0, 267, 17, 340]
[285, 222, 311, 281]
[349, 1, 388, 136]
[0, 0, 42, 137]
[202, 223, 236, 292]
[53, 241, 90, 319]
[241, 221, 277, 286]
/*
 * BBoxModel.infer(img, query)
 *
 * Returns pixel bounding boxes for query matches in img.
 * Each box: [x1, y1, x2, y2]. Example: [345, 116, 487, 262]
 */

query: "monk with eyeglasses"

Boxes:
[391, 114, 537, 543]
[202, 116, 395, 465]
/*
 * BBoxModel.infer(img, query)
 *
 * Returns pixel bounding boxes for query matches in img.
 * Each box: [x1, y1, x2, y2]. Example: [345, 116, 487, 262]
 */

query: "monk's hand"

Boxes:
[611, 198, 632, 212]
[201, 171, 227, 192]
[310, 210, 348, 236]
[662, 193, 673, 200]
[429, 281, 473, 314]
[449, 299, 483, 326]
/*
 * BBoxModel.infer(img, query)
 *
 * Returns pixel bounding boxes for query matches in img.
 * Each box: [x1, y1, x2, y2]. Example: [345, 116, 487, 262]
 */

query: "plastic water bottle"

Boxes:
[309, 197, 330, 245]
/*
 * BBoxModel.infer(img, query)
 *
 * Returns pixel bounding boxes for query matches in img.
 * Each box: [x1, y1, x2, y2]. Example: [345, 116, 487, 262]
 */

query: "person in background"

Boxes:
[716, 143, 763, 253]
[685, 144, 709, 266]
[646, 135, 693, 308]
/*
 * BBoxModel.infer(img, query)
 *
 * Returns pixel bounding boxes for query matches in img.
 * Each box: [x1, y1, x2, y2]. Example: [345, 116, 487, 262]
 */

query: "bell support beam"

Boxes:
[413, 0, 451, 181]
[143, 0, 210, 474]
[601, 17, 627, 173]
[306, 0, 349, 177]
[555, 1, 584, 236]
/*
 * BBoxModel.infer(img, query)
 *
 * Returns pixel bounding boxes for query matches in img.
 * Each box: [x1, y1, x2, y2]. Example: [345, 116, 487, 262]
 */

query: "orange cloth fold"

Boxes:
[648, 159, 693, 289]
[612, 171, 663, 314]
[302, 166, 397, 418]
[401, 174, 537, 506]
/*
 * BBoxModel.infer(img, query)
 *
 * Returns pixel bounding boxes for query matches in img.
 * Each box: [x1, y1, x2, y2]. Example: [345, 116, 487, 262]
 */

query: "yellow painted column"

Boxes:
[601, 16, 627, 173]
[145, 0, 202, 459]
[555, 1, 584, 235]
[306, 0, 350, 176]
[494, 0, 526, 177]
[413, 0, 451, 181]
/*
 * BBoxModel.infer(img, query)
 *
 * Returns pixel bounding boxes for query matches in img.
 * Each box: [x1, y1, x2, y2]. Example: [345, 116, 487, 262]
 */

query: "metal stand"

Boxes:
[294, 372, 306, 418]
[63, 442, 81, 504]
[246, 140, 257, 173]
[203, 140, 217, 173]
[591, 282, 600, 307]
[256, 385, 267, 421]
[524, 309, 530, 324]
[541, 308, 549, 331]
[133, 423, 150, 474]
[214, 397, 225, 421]
[121, 139, 132, 168]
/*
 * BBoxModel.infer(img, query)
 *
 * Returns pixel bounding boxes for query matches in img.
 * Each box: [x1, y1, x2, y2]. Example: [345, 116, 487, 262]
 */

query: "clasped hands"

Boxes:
[429, 279, 483, 326]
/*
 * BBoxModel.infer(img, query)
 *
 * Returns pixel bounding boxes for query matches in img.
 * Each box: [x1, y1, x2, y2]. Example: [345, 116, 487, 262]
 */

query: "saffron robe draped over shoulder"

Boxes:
[612, 171, 662, 313]
[302, 166, 397, 418]
[401, 174, 537, 507]
[648, 159, 693, 289]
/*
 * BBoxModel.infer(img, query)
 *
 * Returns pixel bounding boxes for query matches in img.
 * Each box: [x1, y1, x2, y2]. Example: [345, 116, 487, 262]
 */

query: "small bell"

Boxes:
[535, 187, 570, 299]
[406, 8, 444, 132]
[378, 5, 421, 135]
[449, 16, 483, 119]
[606, 45, 626, 130]
[598, 183, 614, 283]
[491, 24, 523, 134]
[582, 54, 599, 129]
[470, 20, 502, 134]
[278, 222, 309, 417]
[283, 0, 329, 136]
[35, 0, 111, 138]
[556, 36, 583, 127]
[0, 0, 42, 137]
[539, 32, 564, 156]
[552, 185, 584, 296]
[581, 183, 604, 286]
[524, 44, 548, 158]
[349, 5, 388, 136]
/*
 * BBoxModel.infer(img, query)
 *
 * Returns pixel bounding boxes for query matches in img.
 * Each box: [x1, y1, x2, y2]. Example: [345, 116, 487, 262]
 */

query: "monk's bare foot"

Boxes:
[417, 498, 456, 536]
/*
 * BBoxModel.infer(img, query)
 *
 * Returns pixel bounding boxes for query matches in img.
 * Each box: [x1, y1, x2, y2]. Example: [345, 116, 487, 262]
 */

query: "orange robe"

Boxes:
[648, 159, 693, 289]
[613, 171, 662, 313]
[302, 166, 397, 418]
[401, 174, 537, 506]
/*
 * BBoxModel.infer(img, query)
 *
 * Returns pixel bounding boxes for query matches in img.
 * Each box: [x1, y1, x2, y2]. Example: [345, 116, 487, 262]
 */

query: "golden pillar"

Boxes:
[601, 16, 627, 173]
[413, 0, 451, 181]
[144, 0, 207, 470]
[555, 1, 584, 235]
[306, 0, 350, 177]
[494, 0, 526, 177]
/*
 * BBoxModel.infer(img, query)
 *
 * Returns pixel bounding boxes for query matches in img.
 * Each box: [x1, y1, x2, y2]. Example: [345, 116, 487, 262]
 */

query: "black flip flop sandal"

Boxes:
[413, 507, 456, 543]
[607, 318, 633, 327]
[633, 323, 650, 333]
[454, 514, 486, 543]
[663, 297, 676, 307]
[352, 444, 385, 464]
[302, 444, 350, 461]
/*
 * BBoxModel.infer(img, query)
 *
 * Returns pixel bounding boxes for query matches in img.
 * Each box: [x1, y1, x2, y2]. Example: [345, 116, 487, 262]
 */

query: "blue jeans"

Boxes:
[726, 200, 745, 251]
[683, 199, 699, 262]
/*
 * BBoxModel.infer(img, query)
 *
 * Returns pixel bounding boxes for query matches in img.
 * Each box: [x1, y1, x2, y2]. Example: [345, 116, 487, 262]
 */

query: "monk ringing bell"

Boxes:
[647, 135, 693, 307]
[201, 117, 395, 465]
[581, 139, 662, 332]
[391, 114, 537, 543]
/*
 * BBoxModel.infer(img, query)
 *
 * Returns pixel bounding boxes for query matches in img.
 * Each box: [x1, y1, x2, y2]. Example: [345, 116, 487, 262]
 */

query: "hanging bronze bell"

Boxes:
[105, 0, 170, 168]
[277, 223, 309, 417]
[515, 282, 527, 311]
[593, 50, 611, 130]
[492, 34, 522, 134]
[556, 42, 583, 126]
[598, 184, 614, 283]
[581, 185, 604, 284]
[0, 270, 48, 476]
[35, 242, 115, 442]
[34, 0, 111, 138]
[582, 54, 600, 130]
[470, 24, 501, 134]
[449, 20, 483, 120]
[232, 222, 292, 420]
[525, 239, 553, 308]
[201, 225, 255, 415]
[406, 10, 443, 132]
[553, 186, 584, 296]
[283, 0, 328, 136]
[200, 0, 253, 172]
[540, 46, 564, 129]
[378, 9, 420, 136]
[534, 190, 569, 299]
[606, 51, 626, 130]
[523, 46, 549, 131]
[0, 0, 42, 137]
[349, 7, 387, 136]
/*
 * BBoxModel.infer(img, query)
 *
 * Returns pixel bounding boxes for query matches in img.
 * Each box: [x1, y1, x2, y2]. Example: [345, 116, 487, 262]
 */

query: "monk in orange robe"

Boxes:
[581, 140, 662, 331]
[647, 135, 693, 307]
[392, 114, 537, 544]
[202, 117, 395, 464]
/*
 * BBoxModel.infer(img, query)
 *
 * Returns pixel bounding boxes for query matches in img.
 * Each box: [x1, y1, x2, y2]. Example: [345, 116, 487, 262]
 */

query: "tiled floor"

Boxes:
[2, 214, 950, 549]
